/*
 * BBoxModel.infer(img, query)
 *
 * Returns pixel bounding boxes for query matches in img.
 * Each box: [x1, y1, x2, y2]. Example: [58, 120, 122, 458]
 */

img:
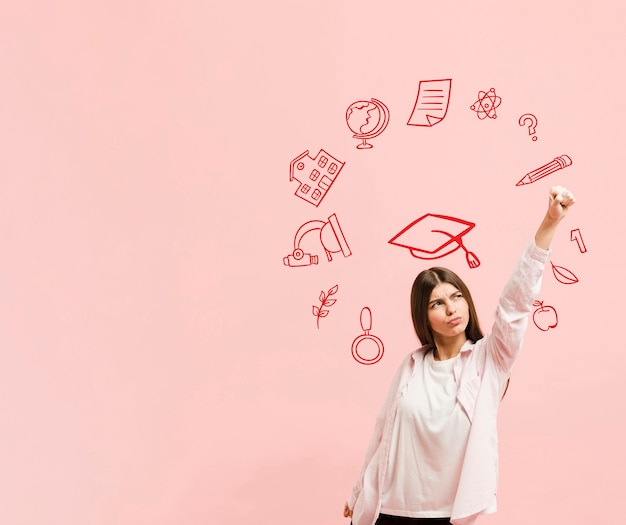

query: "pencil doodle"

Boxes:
[516, 154, 572, 186]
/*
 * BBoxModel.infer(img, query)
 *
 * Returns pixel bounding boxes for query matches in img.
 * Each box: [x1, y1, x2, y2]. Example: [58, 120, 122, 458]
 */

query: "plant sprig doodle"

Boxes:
[313, 284, 338, 329]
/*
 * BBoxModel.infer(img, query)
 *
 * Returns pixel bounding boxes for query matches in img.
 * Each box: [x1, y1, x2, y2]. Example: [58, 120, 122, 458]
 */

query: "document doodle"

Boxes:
[407, 79, 452, 127]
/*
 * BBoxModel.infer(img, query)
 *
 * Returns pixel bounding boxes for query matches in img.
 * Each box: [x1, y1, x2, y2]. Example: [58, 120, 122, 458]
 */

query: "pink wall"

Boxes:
[1, 1, 624, 524]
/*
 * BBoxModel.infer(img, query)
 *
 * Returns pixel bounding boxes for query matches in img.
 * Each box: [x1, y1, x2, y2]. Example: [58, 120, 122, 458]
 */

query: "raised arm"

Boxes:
[535, 185, 576, 250]
[487, 185, 576, 375]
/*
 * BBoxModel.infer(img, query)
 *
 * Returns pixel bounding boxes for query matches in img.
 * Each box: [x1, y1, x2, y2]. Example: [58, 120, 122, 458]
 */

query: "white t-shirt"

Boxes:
[380, 351, 471, 518]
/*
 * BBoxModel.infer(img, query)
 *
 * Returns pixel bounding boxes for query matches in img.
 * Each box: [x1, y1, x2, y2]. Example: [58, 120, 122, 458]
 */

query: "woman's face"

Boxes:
[427, 282, 470, 342]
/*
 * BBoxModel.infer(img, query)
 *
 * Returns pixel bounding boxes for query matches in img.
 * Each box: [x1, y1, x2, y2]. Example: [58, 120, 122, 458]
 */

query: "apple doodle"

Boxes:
[532, 300, 558, 331]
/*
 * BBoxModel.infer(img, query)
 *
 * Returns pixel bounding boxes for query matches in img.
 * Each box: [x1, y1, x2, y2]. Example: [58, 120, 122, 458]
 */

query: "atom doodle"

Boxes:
[470, 88, 501, 119]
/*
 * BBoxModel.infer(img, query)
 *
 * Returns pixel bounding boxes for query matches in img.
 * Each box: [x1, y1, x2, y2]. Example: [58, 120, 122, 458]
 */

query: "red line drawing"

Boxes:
[313, 284, 338, 329]
[470, 88, 501, 119]
[571, 228, 587, 253]
[346, 98, 390, 149]
[519, 113, 538, 141]
[351, 307, 384, 365]
[283, 213, 352, 267]
[550, 261, 579, 285]
[533, 300, 558, 331]
[516, 154, 572, 186]
[289, 149, 345, 207]
[388, 214, 480, 269]
[407, 79, 452, 127]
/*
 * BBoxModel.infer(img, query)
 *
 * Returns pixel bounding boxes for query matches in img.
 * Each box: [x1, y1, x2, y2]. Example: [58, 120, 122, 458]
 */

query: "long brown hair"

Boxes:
[410, 267, 484, 347]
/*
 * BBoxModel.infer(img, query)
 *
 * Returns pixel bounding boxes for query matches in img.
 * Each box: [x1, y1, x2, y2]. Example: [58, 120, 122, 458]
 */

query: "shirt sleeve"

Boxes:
[347, 353, 413, 510]
[485, 241, 550, 374]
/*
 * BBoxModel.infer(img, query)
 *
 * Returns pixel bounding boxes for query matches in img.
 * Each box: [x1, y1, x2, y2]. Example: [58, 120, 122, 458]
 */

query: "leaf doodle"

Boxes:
[313, 284, 339, 329]
[550, 261, 579, 285]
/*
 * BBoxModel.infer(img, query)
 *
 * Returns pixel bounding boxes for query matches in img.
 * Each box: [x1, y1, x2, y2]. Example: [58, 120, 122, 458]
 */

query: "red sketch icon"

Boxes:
[519, 113, 538, 141]
[345, 98, 390, 149]
[470, 88, 501, 119]
[388, 214, 480, 269]
[550, 261, 579, 285]
[533, 300, 558, 331]
[516, 154, 572, 186]
[351, 307, 384, 365]
[283, 213, 352, 267]
[571, 228, 587, 253]
[313, 284, 338, 329]
[407, 79, 452, 127]
[290, 149, 345, 206]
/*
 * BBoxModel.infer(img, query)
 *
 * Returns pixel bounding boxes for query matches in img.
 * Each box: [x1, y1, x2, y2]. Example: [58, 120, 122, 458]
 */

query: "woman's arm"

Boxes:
[487, 185, 576, 375]
[535, 185, 576, 250]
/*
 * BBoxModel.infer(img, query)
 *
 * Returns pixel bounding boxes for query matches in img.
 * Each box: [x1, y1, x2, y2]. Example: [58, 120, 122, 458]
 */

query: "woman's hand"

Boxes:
[343, 502, 353, 518]
[535, 185, 576, 250]
[547, 185, 576, 221]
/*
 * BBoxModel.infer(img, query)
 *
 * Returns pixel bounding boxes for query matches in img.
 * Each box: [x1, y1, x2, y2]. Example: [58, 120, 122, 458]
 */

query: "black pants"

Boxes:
[375, 515, 452, 525]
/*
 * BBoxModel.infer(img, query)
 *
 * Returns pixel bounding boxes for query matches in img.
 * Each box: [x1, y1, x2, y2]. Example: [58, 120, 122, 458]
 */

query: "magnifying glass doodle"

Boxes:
[351, 307, 384, 365]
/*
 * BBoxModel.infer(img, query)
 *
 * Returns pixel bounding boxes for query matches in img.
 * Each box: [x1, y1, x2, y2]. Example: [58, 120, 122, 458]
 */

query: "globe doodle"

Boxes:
[345, 98, 390, 149]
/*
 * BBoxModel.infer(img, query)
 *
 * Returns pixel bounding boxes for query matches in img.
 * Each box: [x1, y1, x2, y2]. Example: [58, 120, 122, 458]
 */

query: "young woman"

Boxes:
[344, 186, 576, 525]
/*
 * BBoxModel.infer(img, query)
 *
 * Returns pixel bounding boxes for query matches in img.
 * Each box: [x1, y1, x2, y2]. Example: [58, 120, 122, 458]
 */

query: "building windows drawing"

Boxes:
[289, 149, 345, 207]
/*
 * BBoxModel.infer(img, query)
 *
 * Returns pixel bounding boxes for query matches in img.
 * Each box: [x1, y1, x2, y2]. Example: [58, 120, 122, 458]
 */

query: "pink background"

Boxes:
[1, 1, 624, 524]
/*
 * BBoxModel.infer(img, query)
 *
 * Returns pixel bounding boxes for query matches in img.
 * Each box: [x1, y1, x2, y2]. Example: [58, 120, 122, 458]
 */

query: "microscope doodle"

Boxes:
[345, 98, 390, 149]
[283, 213, 352, 267]
[351, 307, 385, 365]
[388, 214, 480, 269]
[289, 149, 345, 207]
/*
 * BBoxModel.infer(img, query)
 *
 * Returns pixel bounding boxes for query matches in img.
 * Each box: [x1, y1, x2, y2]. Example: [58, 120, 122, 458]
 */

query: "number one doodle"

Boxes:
[570, 229, 587, 253]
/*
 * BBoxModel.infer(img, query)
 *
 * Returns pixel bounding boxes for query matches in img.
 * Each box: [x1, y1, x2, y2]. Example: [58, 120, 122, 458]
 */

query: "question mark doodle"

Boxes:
[519, 113, 538, 141]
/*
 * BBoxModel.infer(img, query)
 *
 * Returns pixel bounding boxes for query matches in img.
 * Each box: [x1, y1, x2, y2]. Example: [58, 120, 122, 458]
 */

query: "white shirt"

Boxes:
[380, 352, 470, 517]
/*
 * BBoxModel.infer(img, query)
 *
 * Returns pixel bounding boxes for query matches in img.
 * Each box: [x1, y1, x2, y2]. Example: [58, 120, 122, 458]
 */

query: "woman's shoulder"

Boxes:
[406, 344, 433, 363]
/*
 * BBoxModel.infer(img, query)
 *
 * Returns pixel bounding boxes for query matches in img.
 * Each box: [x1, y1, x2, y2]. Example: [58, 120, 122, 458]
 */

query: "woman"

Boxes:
[344, 186, 576, 525]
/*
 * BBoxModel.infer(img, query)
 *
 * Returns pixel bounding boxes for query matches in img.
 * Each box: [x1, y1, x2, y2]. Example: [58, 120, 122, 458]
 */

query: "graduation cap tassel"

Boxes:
[464, 248, 481, 269]
[438, 230, 481, 269]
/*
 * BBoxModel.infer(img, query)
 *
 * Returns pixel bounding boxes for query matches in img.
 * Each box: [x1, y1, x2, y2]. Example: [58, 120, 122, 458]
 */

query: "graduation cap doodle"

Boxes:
[388, 214, 481, 268]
